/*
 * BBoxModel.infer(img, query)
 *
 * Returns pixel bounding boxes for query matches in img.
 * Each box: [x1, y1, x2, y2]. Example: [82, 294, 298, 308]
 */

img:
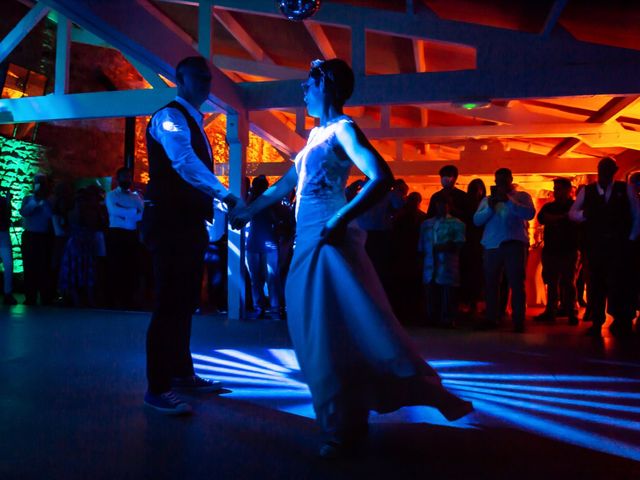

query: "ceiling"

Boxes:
[2, 0, 640, 181]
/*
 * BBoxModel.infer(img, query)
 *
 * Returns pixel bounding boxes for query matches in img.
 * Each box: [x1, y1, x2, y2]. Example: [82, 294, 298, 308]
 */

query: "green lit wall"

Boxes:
[0, 136, 47, 274]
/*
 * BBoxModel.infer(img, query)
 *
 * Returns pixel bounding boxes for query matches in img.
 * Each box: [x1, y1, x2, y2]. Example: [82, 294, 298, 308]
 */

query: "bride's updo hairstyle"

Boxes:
[309, 58, 354, 108]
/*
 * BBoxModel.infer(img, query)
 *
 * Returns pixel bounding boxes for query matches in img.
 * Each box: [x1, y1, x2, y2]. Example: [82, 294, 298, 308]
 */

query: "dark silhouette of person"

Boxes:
[629, 172, 640, 331]
[0, 187, 17, 305]
[419, 195, 465, 327]
[58, 186, 108, 307]
[245, 175, 283, 318]
[391, 191, 427, 324]
[535, 178, 579, 325]
[569, 157, 640, 337]
[19, 173, 54, 305]
[460, 178, 486, 317]
[204, 201, 228, 314]
[142, 56, 241, 414]
[426, 165, 469, 222]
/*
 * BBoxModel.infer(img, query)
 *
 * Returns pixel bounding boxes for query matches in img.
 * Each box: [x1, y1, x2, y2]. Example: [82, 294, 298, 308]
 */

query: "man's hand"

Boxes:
[320, 214, 348, 246]
[223, 193, 240, 210]
[229, 203, 251, 230]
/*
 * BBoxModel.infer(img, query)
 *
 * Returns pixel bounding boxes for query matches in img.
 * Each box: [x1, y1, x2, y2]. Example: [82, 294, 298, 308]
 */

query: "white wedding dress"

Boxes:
[286, 116, 467, 436]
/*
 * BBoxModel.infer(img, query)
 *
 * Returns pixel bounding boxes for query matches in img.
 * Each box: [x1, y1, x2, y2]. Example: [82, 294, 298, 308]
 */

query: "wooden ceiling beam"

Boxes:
[212, 8, 275, 64]
[303, 21, 337, 60]
[541, 0, 569, 37]
[548, 95, 640, 157]
[36, 0, 244, 113]
[242, 63, 640, 110]
[241, 156, 602, 177]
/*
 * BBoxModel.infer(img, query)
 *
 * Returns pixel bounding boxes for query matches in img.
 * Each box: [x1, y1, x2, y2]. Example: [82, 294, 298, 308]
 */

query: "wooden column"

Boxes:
[226, 110, 248, 320]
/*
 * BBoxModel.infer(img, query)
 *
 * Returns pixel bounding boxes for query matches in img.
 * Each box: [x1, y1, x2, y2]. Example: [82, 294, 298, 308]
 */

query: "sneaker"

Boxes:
[171, 375, 223, 393]
[144, 391, 192, 415]
[3, 294, 17, 305]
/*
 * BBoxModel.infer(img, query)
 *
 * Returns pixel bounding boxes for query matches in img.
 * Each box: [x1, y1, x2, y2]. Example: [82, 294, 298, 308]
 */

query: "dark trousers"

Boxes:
[586, 241, 636, 328]
[106, 228, 139, 308]
[364, 229, 392, 290]
[425, 282, 457, 326]
[484, 241, 528, 327]
[541, 249, 578, 317]
[21, 231, 54, 304]
[205, 238, 227, 311]
[143, 209, 207, 394]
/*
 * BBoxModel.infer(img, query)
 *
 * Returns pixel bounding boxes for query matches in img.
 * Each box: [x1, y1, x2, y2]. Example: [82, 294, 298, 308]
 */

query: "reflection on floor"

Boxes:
[1, 306, 639, 479]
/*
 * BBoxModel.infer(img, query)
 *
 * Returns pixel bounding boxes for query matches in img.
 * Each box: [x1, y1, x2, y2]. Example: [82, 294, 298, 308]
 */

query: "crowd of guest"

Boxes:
[356, 158, 640, 336]
[2, 157, 639, 337]
[1, 169, 146, 309]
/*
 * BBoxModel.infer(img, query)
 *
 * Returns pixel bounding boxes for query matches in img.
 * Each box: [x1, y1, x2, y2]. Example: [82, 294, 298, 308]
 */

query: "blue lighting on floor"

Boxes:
[449, 383, 640, 415]
[466, 398, 640, 462]
[443, 379, 640, 400]
[193, 348, 640, 461]
[441, 373, 640, 383]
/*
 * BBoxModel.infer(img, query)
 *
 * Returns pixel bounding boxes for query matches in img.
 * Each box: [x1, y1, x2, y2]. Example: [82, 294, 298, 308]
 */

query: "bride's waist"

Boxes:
[295, 195, 346, 228]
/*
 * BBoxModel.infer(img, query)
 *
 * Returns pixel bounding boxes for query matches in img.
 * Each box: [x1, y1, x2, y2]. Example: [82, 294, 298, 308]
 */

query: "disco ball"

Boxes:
[277, 0, 321, 21]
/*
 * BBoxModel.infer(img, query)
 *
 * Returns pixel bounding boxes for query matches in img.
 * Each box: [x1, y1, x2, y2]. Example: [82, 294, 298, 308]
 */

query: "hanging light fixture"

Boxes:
[276, 0, 321, 21]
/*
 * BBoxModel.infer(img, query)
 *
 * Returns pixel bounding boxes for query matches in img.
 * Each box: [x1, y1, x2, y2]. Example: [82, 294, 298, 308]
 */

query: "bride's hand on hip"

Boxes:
[320, 214, 347, 246]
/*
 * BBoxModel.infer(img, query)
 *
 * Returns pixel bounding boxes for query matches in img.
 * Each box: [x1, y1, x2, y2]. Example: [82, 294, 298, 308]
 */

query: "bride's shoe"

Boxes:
[439, 398, 474, 422]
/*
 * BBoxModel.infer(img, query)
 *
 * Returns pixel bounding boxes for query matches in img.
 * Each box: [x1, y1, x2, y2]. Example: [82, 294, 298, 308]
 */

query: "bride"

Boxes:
[230, 59, 472, 458]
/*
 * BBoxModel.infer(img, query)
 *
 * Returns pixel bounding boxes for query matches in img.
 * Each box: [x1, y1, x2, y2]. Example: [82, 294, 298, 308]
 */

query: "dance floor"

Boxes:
[1, 306, 639, 479]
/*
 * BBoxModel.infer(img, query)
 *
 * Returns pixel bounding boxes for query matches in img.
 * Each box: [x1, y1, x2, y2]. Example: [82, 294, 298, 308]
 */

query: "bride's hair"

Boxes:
[309, 58, 354, 107]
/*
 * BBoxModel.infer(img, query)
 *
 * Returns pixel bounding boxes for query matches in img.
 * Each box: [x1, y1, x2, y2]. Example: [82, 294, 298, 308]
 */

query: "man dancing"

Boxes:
[143, 56, 240, 414]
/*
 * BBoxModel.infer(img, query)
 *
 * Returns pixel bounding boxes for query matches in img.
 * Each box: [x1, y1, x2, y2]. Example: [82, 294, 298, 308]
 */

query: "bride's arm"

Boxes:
[229, 165, 298, 229]
[332, 122, 393, 225]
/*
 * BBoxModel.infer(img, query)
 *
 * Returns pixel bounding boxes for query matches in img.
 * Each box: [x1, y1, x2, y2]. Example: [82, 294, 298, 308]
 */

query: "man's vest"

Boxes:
[583, 181, 631, 248]
[145, 101, 213, 225]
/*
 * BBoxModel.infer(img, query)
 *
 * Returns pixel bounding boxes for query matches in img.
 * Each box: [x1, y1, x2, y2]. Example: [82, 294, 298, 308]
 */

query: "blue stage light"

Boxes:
[448, 383, 640, 414]
[193, 348, 640, 460]
[441, 373, 640, 383]
[443, 380, 640, 400]
[465, 397, 640, 462]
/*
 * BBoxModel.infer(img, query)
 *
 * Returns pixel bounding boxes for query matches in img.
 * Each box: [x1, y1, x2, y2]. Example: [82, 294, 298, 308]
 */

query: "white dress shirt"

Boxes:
[569, 182, 640, 240]
[106, 187, 144, 230]
[473, 190, 536, 249]
[148, 96, 228, 201]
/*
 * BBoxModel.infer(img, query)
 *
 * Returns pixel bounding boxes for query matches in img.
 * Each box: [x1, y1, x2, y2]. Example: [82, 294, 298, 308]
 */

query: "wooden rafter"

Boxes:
[212, 8, 274, 64]
[549, 95, 640, 157]
[0, 2, 49, 64]
[303, 21, 336, 60]
[541, 0, 569, 37]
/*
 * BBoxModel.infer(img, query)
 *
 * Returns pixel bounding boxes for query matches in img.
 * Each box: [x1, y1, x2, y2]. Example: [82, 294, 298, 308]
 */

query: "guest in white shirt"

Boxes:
[568, 157, 640, 337]
[141, 56, 241, 415]
[473, 168, 535, 332]
[106, 167, 144, 308]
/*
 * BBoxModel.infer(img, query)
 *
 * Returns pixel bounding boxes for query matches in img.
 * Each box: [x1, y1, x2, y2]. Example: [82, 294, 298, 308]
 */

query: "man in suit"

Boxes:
[569, 157, 640, 337]
[143, 56, 241, 414]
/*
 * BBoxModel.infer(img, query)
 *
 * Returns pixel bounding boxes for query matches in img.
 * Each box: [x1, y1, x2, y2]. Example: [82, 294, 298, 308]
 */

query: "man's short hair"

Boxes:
[553, 177, 572, 189]
[495, 167, 512, 178]
[598, 156, 618, 176]
[175, 56, 209, 82]
[439, 165, 459, 178]
[116, 167, 131, 177]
